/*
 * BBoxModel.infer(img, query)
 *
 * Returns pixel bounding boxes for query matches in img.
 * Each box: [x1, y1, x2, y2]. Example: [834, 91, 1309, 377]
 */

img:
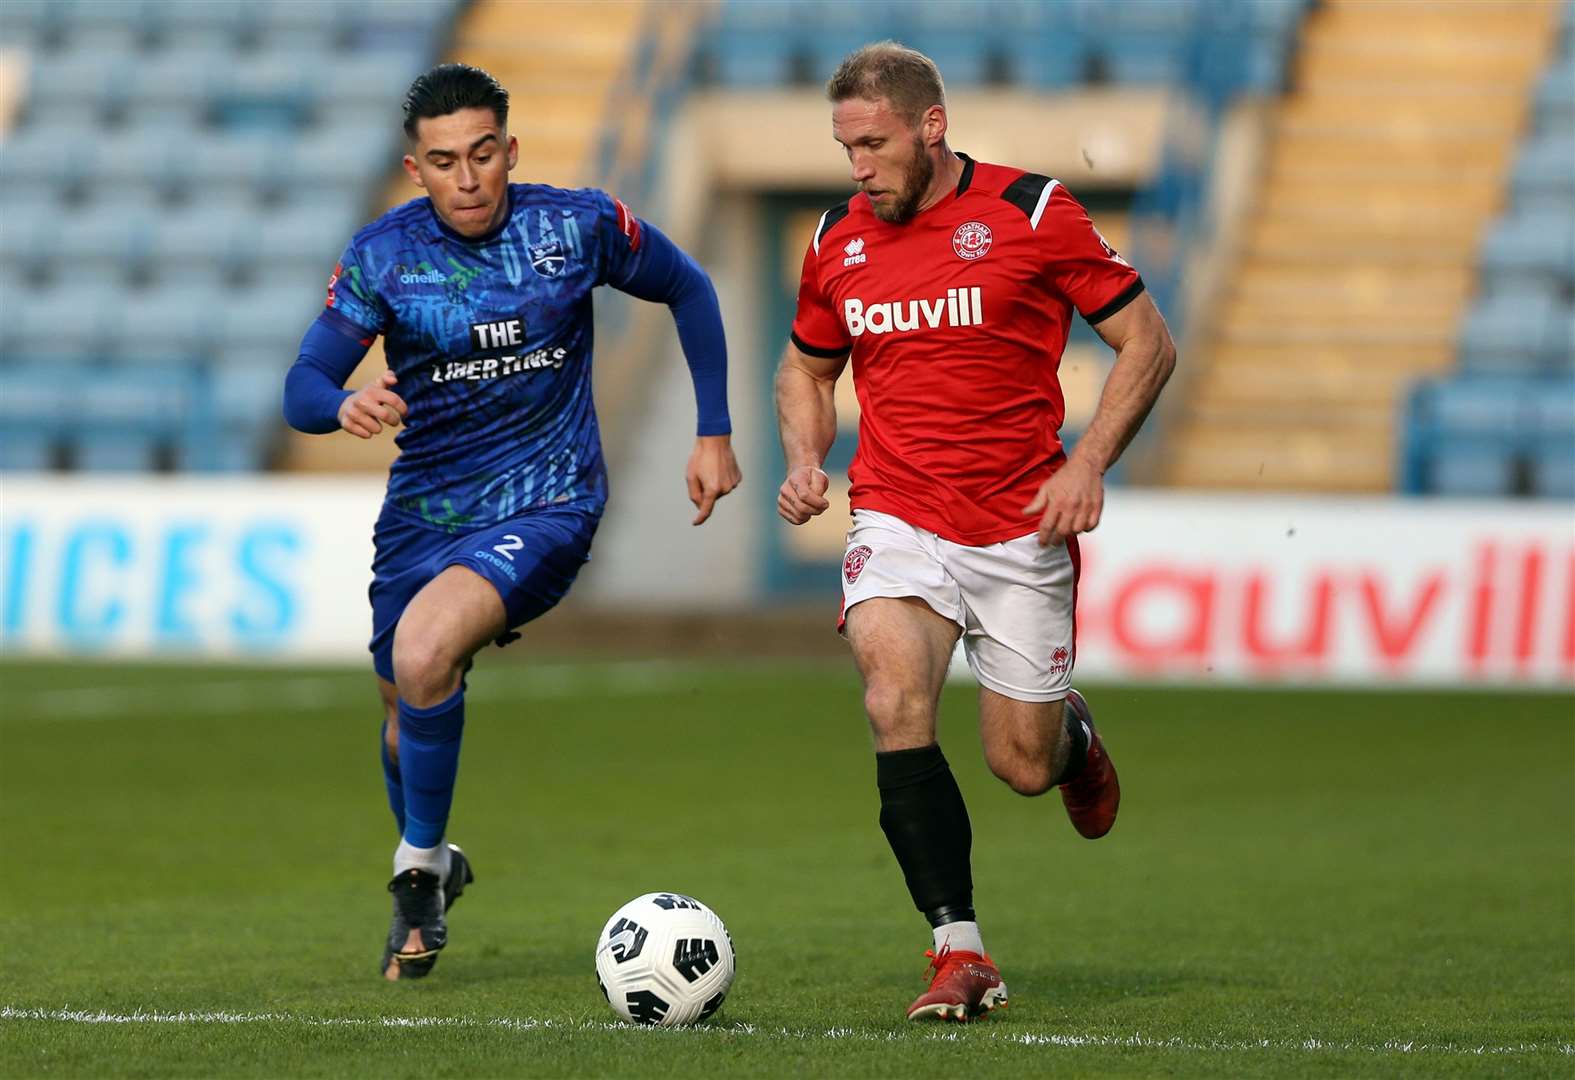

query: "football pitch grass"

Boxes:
[2, 659, 1571, 1078]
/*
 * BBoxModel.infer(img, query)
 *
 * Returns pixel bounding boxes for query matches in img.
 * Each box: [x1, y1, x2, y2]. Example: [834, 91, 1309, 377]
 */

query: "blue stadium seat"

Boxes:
[1511, 132, 1575, 203]
[72, 432, 164, 472]
[1479, 205, 1575, 294]
[1426, 442, 1516, 498]
[220, 285, 322, 355]
[112, 285, 224, 364]
[210, 52, 326, 130]
[1428, 379, 1527, 435]
[0, 0, 50, 46]
[145, 206, 249, 287]
[0, 430, 56, 472]
[1537, 55, 1575, 135]
[5, 284, 118, 358]
[1532, 445, 1575, 498]
[1458, 289, 1568, 372]
[284, 128, 395, 189]
[343, 0, 459, 49]
[0, 365, 72, 471]
[1403, 375, 1575, 496]
[317, 50, 428, 107]
[253, 203, 361, 274]
[25, 44, 139, 112]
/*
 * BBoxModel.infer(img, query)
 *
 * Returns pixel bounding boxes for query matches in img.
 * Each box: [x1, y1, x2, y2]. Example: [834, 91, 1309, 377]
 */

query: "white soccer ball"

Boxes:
[594, 892, 735, 1027]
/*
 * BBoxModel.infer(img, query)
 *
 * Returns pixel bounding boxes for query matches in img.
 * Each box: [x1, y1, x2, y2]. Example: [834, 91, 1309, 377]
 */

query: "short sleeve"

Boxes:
[594, 190, 645, 288]
[324, 238, 387, 337]
[1039, 186, 1144, 325]
[789, 241, 851, 358]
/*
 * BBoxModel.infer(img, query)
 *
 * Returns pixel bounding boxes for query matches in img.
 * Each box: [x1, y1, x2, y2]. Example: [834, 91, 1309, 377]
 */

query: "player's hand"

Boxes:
[777, 464, 830, 525]
[1024, 456, 1104, 547]
[338, 370, 407, 439]
[687, 434, 742, 526]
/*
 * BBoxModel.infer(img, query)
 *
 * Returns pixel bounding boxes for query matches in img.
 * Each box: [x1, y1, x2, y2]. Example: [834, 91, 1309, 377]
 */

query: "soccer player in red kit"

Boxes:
[776, 42, 1177, 1022]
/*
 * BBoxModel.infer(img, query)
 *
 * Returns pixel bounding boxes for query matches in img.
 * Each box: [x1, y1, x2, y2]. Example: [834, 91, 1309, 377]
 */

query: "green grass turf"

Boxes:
[1, 659, 1571, 1078]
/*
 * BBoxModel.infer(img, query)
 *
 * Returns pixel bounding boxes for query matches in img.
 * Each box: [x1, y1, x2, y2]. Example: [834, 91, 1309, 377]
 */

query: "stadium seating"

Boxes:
[1401, 6, 1575, 498]
[1164, 0, 1569, 494]
[1402, 377, 1575, 498]
[695, 0, 1309, 95]
[0, 0, 461, 472]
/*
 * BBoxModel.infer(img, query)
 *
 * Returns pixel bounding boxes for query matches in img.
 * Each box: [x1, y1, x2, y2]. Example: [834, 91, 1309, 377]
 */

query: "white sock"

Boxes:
[933, 920, 984, 956]
[394, 838, 451, 883]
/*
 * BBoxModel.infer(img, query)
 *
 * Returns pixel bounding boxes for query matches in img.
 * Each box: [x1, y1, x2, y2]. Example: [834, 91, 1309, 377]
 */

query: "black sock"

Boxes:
[876, 744, 974, 928]
[1053, 701, 1090, 785]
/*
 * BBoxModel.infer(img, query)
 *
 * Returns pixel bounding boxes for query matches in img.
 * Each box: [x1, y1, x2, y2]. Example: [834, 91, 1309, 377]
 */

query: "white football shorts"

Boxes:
[839, 509, 1079, 702]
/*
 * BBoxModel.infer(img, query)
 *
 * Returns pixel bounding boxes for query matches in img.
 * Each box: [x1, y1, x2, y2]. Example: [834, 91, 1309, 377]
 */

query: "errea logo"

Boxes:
[843, 236, 867, 267]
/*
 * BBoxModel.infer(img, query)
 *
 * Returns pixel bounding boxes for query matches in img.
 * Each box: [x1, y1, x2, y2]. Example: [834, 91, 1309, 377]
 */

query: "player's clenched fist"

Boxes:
[778, 464, 831, 525]
[338, 370, 408, 439]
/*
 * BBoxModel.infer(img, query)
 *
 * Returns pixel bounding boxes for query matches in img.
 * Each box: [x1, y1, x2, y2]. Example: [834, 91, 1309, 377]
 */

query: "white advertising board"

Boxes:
[0, 476, 383, 662]
[1, 477, 1571, 687]
[1053, 491, 1574, 688]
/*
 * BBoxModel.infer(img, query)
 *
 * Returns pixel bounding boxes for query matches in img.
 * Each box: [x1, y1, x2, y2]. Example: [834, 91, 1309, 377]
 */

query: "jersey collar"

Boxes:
[956, 152, 975, 196]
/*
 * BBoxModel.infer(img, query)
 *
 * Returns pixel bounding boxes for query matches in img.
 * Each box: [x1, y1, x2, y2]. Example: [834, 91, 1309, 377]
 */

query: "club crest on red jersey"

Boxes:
[843, 544, 873, 585]
[952, 221, 992, 261]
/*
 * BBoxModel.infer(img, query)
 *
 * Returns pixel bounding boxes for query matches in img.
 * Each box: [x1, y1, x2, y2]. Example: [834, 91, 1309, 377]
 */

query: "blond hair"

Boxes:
[825, 41, 945, 127]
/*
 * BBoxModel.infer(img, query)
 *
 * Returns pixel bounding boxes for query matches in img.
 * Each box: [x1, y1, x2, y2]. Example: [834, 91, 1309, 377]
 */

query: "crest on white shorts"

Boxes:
[843, 545, 873, 585]
[952, 221, 992, 260]
[1049, 645, 1071, 675]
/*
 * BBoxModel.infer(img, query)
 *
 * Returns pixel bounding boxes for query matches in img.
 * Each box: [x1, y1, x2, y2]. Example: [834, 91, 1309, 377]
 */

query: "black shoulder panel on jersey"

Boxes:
[1083, 277, 1147, 326]
[815, 202, 851, 248]
[1000, 172, 1053, 219]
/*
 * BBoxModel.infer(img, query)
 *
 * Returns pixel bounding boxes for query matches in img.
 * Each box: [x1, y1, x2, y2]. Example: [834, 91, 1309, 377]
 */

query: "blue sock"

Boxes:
[380, 722, 406, 835]
[397, 688, 465, 850]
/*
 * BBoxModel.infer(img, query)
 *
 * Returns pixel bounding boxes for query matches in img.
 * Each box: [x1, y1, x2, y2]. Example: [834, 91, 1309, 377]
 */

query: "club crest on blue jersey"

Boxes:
[529, 208, 568, 278]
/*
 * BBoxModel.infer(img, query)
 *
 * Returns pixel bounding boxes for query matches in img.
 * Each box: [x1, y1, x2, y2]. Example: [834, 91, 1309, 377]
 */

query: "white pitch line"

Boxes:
[2, 1007, 1569, 1058]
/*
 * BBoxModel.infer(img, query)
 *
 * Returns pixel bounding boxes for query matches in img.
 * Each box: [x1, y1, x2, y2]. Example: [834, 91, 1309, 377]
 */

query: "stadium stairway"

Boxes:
[281, 0, 654, 473]
[1161, 0, 1565, 492]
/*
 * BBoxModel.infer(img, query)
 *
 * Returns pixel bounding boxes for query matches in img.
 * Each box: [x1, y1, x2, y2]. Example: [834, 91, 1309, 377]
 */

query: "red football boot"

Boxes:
[1059, 689, 1120, 839]
[905, 944, 1008, 1022]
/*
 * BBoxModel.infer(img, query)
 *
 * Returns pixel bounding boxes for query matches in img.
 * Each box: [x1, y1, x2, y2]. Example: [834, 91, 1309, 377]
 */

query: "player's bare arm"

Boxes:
[687, 433, 742, 526]
[337, 369, 408, 439]
[774, 341, 847, 524]
[1025, 292, 1176, 547]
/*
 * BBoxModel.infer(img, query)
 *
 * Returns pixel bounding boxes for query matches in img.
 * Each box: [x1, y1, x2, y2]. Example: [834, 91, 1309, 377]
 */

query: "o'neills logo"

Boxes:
[843, 287, 983, 337]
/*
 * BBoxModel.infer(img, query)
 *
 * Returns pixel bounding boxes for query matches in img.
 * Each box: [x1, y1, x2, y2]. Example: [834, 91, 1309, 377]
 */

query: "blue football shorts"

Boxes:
[367, 502, 602, 682]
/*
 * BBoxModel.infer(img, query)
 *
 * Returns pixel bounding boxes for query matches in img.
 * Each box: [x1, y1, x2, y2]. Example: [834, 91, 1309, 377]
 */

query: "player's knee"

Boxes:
[391, 628, 460, 706]
[863, 680, 933, 746]
[383, 717, 400, 764]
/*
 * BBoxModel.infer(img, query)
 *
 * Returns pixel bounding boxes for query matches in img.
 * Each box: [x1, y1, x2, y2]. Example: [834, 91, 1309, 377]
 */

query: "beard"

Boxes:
[868, 136, 934, 224]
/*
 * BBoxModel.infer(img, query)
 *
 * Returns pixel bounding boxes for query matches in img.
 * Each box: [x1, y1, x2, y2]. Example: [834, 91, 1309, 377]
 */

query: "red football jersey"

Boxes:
[791, 156, 1143, 546]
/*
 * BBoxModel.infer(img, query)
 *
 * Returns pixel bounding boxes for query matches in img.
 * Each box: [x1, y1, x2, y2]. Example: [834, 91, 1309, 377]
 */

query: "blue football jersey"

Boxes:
[325, 184, 647, 532]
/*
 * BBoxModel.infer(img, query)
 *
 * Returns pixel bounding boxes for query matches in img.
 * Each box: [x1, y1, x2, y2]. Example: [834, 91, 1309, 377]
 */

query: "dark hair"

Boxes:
[826, 41, 945, 127]
[402, 63, 510, 139]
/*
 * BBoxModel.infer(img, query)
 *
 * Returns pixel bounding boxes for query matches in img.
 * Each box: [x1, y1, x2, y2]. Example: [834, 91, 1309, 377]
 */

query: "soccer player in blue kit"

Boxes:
[281, 64, 740, 981]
